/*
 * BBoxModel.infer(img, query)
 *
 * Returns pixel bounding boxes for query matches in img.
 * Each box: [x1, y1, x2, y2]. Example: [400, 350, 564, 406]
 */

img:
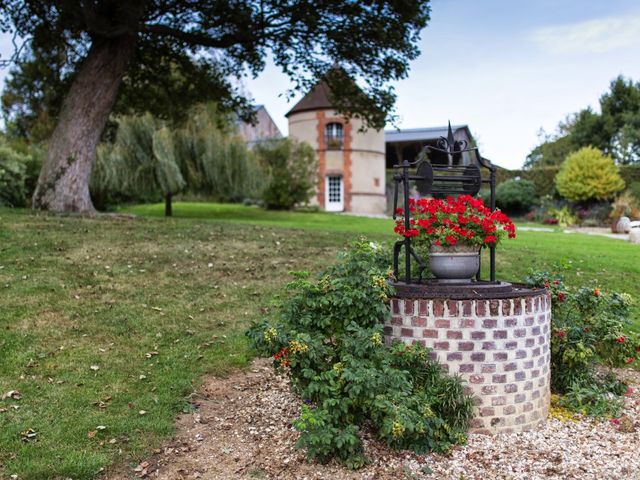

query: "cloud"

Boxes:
[531, 14, 640, 54]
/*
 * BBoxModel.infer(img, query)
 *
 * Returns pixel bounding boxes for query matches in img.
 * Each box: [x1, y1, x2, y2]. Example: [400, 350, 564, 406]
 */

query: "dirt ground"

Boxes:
[106, 359, 640, 480]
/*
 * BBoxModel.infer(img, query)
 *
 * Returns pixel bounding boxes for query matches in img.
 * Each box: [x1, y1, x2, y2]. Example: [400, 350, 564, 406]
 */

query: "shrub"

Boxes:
[253, 138, 317, 210]
[247, 241, 473, 468]
[0, 143, 28, 207]
[495, 178, 538, 214]
[555, 147, 625, 202]
[523, 271, 639, 417]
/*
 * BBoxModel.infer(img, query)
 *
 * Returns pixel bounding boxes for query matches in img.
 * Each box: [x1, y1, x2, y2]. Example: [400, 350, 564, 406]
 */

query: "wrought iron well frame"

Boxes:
[392, 123, 498, 284]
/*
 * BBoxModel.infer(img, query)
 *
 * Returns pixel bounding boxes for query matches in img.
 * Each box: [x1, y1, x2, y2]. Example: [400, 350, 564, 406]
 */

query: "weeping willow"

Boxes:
[91, 103, 262, 213]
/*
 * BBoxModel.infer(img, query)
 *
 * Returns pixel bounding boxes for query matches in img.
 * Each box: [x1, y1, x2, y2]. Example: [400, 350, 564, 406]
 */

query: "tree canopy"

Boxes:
[525, 76, 640, 169]
[0, 0, 431, 212]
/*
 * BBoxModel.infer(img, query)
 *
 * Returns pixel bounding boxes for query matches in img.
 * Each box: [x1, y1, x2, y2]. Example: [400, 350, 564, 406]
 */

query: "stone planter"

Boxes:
[429, 244, 480, 282]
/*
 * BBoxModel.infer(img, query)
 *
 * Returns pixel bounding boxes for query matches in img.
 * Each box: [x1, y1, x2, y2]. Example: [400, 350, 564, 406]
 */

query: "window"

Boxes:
[325, 122, 343, 150]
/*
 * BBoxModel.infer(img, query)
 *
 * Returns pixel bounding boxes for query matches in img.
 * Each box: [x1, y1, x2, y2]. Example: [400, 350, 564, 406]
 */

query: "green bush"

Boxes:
[495, 178, 538, 214]
[555, 147, 625, 202]
[247, 240, 473, 468]
[253, 138, 317, 210]
[0, 142, 33, 207]
[523, 271, 639, 417]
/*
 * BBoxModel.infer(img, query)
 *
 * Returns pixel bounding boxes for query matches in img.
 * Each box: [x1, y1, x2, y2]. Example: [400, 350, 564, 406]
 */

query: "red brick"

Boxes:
[391, 315, 403, 326]
[531, 390, 541, 400]
[525, 298, 533, 314]
[515, 371, 526, 381]
[463, 386, 473, 396]
[491, 396, 506, 406]
[440, 363, 449, 373]
[462, 300, 473, 317]
[501, 300, 512, 316]
[515, 414, 526, 424]
[418, 300, 429, 315]
[435, 319, 450, 328]
[459, 342, 474, 351]
[492, 374, 507, 383]
[504, 362, 517, 372]
[504, 383, 518, 393]
[504, 318, 518, 327]
[411, 316, 426, 327]
[459, 319, 475, 328]
[446, 300, 458, 316]
[524, 381, 533, 391]
[469, 418, 485, 428]
[471, 331, 486, 340]
[423, 329, 438, 338]
[471, 352, 486, 361]
[482, 319, 497, 328]
[493, 330, 507, 339]
[523, 402, 534, 412]
[481, 364, 496, 373]
[516, 350, 527, 359]
[480, 407, 495, 417]
[489, 300, 500, 316]
[531, 369, 540, 378]
[503, 405, 516, 415]
[400, 327, 414, 337]
[532, 347, 541, 356]
[481, 385, 497, 394]
[482, 341, 496, 350]
[459, 364, 475, 373]
[447, 330, 463, 339]
[524, 316, 535, 326]
[531, 326, 541, 335]
[475, 300, 487, 316]
[469, 374, 485, 384]
[514, 328, 526, 338]
[514, 299, 523, 315]
[490, 417, 505, 427]
[433, 341, 449, 350]
[523, 360, 534, 369]
[447, 352, 463, 361]
[383, 326, 393, 335]
[412, 339, 426, 347]
[391, 299, 400, 314]
[473, 396, 484, 406]
[514, 393, 526, 403]
[433, 299, 444, 316]
[525, 338, 535, 347]
[505, 341, 518, 350]
[404, 300, 414, 315]
[493, 352, 508, 361]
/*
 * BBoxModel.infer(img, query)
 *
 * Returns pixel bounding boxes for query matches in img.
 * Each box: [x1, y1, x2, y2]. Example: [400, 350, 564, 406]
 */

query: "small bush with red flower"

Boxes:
[393, 195, 516, 249]
[247, 240, 473, 469]
[524, 270, 639, 417]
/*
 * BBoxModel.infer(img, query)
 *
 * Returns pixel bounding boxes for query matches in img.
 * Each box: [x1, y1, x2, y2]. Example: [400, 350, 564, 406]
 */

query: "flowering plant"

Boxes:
[393, 195, 516, 248]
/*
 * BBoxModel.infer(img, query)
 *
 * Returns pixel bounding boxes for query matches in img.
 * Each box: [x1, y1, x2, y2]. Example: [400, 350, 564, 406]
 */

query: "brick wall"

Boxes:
[385, 294, 551, 434]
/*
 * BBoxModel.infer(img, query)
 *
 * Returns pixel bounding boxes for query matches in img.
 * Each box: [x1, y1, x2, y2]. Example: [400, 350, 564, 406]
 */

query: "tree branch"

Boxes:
[142, 24, 251, 49]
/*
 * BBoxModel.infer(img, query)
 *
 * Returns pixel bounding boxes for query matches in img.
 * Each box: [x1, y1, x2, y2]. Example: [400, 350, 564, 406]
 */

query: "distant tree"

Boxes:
[253, 138, 317, 210]
[0, 1, 431, 213]
[555, 147, 625, 202]
[526, 76, 640, 169]
[495, 178, 538, 214]
[91, 104, 260, 214]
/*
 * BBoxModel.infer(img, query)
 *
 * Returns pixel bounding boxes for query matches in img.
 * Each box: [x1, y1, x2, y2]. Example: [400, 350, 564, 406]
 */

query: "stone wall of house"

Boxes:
[385, 294, 551, 434]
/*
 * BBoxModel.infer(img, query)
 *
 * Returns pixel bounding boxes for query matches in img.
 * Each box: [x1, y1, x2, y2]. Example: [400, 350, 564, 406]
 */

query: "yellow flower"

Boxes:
[263, 327, 277, 344]
[333, 362, 343, 373]
[392, 421, 405, 438]
[371, 332, 383, 347]
[289, 340, 309, 354]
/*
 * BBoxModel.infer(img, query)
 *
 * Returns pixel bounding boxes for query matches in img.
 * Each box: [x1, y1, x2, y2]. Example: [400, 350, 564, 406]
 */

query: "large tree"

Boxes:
[0, 0, 431, 213]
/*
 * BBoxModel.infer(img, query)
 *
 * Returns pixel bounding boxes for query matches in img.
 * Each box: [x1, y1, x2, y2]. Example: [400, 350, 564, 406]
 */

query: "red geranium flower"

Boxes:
[625, 357, 634, 364]
[557, 292, 566, 302]
[617, 336, 626, 343]
[594, 287, 600, 297]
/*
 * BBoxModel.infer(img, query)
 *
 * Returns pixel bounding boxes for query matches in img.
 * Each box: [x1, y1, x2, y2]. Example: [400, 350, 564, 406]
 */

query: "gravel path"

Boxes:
[109, 359, 640, 480]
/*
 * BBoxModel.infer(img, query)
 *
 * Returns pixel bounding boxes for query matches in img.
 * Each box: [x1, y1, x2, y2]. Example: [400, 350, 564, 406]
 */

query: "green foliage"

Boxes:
[555, 147, 625, 202]
[495, 178, 538, 214]
[0, 1, 432, 139]
[0, 139, 43, 207]
[247, 240, 473, 468]
[253, 139, 318, 210]
[526, 76, 640, 168]
[91, 104, 261, 210]
[523, 271, 639, 416]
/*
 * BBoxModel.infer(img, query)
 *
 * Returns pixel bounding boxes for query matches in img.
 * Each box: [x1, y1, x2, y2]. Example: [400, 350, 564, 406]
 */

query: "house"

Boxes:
[237, 105, 282, 146]
[286, 81, 387, 215]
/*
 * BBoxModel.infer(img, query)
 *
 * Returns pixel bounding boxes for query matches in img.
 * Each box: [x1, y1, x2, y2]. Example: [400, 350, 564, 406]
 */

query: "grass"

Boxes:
[1, 202, 639, 479]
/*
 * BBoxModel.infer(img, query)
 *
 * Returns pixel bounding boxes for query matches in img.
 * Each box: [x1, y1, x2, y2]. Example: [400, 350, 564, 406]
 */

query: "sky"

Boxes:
[1, 0, 640, 169]
[243, 0, 640, 169]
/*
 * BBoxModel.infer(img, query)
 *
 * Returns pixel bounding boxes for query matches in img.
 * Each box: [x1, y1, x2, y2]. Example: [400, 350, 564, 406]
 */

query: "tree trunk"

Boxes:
[165, 194, 173, 217]
[32, 35, 136, 213]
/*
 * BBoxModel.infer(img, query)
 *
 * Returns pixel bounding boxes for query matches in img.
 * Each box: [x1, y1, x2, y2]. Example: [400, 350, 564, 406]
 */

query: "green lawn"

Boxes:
[1, 203, 639, 479]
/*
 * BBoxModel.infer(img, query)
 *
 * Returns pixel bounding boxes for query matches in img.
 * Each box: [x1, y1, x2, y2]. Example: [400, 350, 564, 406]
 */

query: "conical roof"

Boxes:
[285, 80, 335, 117]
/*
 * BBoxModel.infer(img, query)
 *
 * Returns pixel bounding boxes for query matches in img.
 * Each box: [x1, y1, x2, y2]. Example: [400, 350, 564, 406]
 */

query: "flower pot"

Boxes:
[429, 244, 480, 283]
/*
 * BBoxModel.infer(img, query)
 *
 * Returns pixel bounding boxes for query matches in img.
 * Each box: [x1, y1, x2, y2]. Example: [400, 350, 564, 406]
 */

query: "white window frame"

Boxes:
[325, 175, 344, 212]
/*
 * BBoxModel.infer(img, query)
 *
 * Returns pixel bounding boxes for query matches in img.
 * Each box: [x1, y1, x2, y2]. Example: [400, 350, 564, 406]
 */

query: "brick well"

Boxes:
[385, 292, 551, 434]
